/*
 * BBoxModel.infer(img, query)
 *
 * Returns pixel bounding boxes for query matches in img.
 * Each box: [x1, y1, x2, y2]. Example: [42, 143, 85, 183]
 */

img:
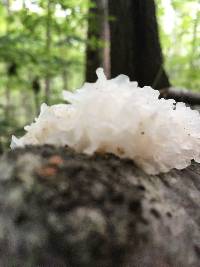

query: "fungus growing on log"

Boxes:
[11, 69, 200, 174]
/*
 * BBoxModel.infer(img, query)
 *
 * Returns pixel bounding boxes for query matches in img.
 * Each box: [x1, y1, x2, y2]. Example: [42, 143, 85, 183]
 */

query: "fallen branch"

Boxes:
[161, 87, 200, 105]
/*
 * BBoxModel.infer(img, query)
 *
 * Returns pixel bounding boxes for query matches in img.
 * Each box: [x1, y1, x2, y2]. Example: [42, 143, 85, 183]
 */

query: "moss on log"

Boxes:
[0, 145, 200, 266]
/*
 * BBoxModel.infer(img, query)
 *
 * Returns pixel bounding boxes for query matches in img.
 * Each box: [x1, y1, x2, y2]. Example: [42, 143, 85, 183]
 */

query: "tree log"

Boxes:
[161, 87, 200, 106]
[0, 146, 200, 266]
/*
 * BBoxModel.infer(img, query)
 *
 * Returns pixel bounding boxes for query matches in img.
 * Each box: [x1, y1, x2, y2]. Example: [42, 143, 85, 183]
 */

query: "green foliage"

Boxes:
[156, 0, 200, 91]
[0, 0, 89, 149]
[0, 0, 88, 88]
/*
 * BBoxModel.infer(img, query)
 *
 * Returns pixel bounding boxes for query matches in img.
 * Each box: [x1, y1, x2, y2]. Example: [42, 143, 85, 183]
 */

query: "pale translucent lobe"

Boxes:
[11, 68, 200, 174]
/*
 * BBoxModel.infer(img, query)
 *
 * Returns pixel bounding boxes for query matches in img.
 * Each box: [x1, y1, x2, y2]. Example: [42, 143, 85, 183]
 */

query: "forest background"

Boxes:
[0, 0, 199, 150]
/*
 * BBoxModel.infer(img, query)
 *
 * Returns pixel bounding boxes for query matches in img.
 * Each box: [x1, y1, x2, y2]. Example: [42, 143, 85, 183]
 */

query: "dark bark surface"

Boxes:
[109, 0, 170, 90]
[0, 145, 200, 266]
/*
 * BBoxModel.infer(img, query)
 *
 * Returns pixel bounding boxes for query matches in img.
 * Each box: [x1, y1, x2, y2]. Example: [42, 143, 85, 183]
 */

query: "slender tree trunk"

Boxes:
[22, 0, 26, 9]
[108, 0, 170, 90]
[5, 0, 11, 120]
[86, 0, 110, 82]
[31, 76, 41, 116]
[5, 76, 11, 121]
[45, 0, 52, 104]
[34, 92, 39, 116]
[189, 5, 199, 71]
[101, 0, 110, 78]
[21, 90, 33, 121]
[62, 69, 68, 91]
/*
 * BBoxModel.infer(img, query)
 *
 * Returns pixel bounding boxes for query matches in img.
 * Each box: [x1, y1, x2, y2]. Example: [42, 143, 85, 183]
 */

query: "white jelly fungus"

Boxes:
[11, 68, 200, 174]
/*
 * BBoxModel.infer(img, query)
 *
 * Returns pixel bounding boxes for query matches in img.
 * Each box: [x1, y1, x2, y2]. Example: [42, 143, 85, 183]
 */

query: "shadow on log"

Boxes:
[0, 146, 200, 266]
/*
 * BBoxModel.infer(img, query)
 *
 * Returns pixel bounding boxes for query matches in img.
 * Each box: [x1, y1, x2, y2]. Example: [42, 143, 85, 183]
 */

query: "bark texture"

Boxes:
[109, 0, 170, 90]
[0, 146, 200, 266]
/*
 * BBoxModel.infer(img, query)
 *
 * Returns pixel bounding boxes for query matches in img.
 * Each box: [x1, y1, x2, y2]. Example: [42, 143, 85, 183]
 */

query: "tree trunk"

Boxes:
[62, 69, 68, 91]
[5, 75, 11, 121]
[45, 0, 52, 104]
[108, 0, 170, 90]
[0, 145, 200, 266]
[5, 0, 11, 121]
[86, 0, 110, 82]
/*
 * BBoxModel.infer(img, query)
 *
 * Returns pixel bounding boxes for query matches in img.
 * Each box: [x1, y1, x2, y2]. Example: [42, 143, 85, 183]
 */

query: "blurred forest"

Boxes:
[0, 0, 199, 151]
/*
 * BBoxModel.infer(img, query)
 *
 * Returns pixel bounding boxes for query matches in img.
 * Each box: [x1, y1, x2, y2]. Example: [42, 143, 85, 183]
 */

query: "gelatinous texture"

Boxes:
[11, 69, 200, 174]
